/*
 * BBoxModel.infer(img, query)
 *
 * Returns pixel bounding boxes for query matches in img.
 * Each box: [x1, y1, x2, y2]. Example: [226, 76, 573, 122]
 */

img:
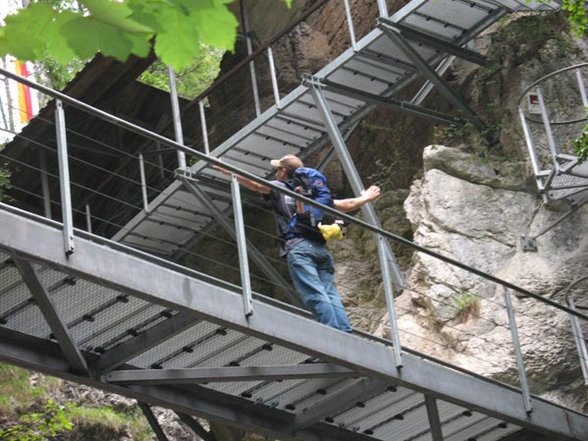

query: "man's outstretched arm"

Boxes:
[212, 165, 271, 195]
[334, 185, 381, 213]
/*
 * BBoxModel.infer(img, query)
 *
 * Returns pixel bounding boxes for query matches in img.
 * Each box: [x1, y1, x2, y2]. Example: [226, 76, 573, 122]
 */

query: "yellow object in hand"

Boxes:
[318, 222, 344, 241]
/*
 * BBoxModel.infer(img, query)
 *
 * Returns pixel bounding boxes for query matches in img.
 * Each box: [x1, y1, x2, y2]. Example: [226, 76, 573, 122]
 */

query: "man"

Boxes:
[214, 154, 381, 332]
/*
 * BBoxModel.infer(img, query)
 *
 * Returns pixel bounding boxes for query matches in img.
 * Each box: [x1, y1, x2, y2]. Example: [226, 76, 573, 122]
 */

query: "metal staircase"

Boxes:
[1, 1, 587, 440]
[518, 63, 588, 250]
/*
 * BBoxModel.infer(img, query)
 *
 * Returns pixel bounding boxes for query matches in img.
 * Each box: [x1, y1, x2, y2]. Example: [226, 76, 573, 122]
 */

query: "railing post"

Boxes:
[576, 70, 588, 108]
[267, 46, 281, 108]
[156, 142, 165, 179]
[536, 86, 560, 170]
[85, 203, 92, 234]
[39, 149, 52, 219]
[198, 101, 210, 155]
[518, 106, 542, 179]
[503, 288, 533, 413]
[565, 276, 588, 386]
[342, 0, 357, 50]
[240, 0, 261, 116]
[376, 0, 389, 17]
[231, 174, 253, 317]
[54, 100, 74, 255]
[567, 295, 588, 385]
[139, 153, 149, 213]
[167, 67, 187, 169]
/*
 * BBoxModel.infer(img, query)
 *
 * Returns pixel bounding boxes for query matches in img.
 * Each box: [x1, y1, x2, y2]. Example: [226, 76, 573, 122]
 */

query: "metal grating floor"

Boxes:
[1, 208, 587, 440]
[0, 247, 525, 441]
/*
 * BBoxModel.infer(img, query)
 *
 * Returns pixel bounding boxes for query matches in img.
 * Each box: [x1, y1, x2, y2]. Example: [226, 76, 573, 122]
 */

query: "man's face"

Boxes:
[276, 166, 289, 182]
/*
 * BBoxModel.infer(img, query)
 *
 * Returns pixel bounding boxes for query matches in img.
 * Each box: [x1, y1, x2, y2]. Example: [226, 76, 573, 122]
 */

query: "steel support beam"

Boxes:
[1, 209, 587, 440]
[231, 174, 254, 317]
[295, 378, 390, 429]
[176, 412, 217, 441]
[314, 77, 463, 125]
[378, 19, 488, 66]
[96, 311, 197, 374]
[308, 82, 404, 367]
[168, 67, 187, 169]
[138, 402, 170, 441]
[0, 328, 375, 441]
[54, 99, 75, 255]
[180, 177, 300, 306]
[379, 22, 486, 131]
[424, 394, 444, 441]
[411, 55, 456, 106]
[13, 258, 89, 375]
[105, 364, 357, 385]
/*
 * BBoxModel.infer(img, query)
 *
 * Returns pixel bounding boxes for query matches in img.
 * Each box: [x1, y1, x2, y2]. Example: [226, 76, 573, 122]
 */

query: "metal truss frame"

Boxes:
[14, 258, 90, 375]
[105, 364, 357, 385]
[1, 207, 587, 441]
[378, 19, 487, 131]
[180, 176, 300, 306]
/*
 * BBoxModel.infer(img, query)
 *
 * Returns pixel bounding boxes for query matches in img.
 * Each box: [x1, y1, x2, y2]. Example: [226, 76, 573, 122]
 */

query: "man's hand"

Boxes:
[211, 160, 230, 175]
[361, 185, 381, 202]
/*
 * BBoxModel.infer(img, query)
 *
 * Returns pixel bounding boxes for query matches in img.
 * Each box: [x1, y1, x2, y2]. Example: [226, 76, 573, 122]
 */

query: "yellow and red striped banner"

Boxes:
[15, 60, 33, 124]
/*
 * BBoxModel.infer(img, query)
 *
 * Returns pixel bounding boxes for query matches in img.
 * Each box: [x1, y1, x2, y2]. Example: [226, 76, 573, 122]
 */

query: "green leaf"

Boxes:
[79, 0, 153, 33]
[192, 4, 238, 51]
[46, 10, 79, 64]
[128, 0, 168, 32]
[128, 32, 153, 58]
[0, 3, 57, 60]
[62, 16, 134, 61]
[154, 6, 201, 69]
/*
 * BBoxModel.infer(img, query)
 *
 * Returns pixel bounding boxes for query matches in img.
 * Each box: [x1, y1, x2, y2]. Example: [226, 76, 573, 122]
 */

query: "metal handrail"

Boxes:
[1, 66, 587, 323]
[517, 62, 588, 125]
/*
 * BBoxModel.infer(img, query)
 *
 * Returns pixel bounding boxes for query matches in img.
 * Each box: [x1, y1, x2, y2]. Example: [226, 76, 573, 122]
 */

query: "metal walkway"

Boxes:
[112, 0, 561, 267]
[1, 0, 586, 440]
[1, 206, 587, 441]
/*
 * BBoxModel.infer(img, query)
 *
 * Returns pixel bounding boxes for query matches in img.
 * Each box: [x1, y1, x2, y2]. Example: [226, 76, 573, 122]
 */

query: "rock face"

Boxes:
[344, 12, 588, 414]
[375, 144, 588, 412]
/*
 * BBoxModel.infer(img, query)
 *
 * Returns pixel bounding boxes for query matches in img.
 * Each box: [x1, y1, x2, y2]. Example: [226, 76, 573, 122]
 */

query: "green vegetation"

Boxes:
[452, 292, 480, 323]
[0, 363, 153, 440]
[561, 0, 587, 36]
[35, 55, 87, 91]
[0, 0, 291, 71]
[139, 44, 224, 99]
[0, 399, 73, 441]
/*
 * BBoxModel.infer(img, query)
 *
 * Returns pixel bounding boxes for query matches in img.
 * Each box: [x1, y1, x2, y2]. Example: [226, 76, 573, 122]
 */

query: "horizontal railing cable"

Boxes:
[1, 67, 586, 322]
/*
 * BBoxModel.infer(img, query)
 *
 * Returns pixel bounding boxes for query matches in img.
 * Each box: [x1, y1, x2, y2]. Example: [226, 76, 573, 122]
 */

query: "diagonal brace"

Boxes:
[176, 412, 218, 441]
[378, 18, 488, 66]
[105, 363, 358, 385]
[314, 77, 463, 126]
[295, 378, 390, 429]
[379, 22, 486, 131]
[138, 402, 171, 441]
[96, 311, 197, 374]
[179, 176, 301, 306]
[14, 258, 90, 375]
[424, 394, 444, 441]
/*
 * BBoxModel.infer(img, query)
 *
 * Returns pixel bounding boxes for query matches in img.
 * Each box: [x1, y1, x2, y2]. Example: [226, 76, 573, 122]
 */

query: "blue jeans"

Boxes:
[286, 239, 352, 332]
